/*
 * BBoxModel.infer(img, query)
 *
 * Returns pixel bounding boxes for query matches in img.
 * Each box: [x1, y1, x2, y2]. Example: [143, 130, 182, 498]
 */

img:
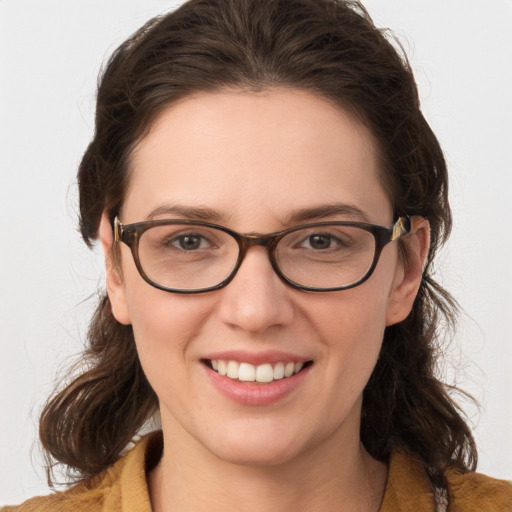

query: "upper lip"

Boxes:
[203, 350, 311, 366]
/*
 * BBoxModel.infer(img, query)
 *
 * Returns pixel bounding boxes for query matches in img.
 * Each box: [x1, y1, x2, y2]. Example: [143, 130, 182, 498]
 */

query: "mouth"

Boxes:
[202, 359, 313, 384]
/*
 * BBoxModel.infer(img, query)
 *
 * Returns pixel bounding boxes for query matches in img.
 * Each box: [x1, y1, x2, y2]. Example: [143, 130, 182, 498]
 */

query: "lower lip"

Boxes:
[204, 364, 311, 406]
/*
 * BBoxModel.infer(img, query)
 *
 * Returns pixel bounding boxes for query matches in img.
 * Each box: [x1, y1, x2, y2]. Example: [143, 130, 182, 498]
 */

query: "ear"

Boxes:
[385, 217, 430, 326]
[99, 212, 132, 325]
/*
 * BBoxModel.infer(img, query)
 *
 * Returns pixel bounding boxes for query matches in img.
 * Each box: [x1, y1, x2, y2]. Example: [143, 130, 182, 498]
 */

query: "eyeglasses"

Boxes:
[113, 216, 411, 294]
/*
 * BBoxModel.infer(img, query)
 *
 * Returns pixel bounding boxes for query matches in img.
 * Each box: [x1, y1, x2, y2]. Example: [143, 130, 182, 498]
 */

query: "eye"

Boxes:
[170, 233, 211, 251]
[305, 234, 333, 250]
[142, 224, 226, 257]
[299, 232, 349, 250]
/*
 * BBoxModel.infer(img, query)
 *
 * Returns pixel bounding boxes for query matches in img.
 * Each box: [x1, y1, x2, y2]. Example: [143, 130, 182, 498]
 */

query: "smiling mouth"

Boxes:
[203, 359, 312, 383]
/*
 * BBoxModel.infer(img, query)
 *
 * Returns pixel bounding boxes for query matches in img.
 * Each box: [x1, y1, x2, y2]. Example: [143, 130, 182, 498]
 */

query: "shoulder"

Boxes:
[1, 432, 161, 512]
[382, 450, 512, 512]
[444, 466, 512, 512]
[0, 473, 112, 512]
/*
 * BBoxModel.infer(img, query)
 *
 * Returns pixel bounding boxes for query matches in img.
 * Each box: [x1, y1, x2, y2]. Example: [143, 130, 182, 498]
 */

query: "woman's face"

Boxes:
[104, 89, 421, 466]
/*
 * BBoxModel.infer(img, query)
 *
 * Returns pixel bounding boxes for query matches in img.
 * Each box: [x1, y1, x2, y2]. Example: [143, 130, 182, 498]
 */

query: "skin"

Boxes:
[100, 89, 429, 511]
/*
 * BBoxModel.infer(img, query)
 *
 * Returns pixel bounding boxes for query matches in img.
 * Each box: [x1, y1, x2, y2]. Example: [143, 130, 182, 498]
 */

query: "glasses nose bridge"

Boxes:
[237, 232, 279, 264]
[240, 233, 279, 250]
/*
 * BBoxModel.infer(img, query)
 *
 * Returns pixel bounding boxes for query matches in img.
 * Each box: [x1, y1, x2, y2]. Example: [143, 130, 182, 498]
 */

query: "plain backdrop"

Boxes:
[1, 0, 511, 505]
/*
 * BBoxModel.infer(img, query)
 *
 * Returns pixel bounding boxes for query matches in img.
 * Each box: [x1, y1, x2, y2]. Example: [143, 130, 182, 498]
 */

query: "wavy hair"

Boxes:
[40, 0, 477, 486]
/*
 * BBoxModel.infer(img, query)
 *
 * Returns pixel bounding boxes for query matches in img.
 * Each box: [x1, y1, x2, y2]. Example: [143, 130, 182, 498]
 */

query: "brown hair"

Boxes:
[40, 0, 477, 486]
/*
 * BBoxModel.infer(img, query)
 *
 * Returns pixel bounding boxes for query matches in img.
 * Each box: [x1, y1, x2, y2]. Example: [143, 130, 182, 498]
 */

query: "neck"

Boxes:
[149, 415, 387, 512]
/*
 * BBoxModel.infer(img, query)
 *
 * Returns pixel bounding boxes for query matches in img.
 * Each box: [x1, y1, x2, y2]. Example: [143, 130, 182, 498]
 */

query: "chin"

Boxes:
[212, 441, 303, 468]
[199, 420, 314, 468]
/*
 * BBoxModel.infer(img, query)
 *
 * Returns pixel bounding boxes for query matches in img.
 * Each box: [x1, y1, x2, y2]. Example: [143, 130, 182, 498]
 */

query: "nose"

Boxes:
[217, 246, 295, 334]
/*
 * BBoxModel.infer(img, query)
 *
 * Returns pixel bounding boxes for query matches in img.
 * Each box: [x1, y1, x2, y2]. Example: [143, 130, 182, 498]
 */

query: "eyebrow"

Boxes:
[146, 204, 225, 222]
[283, 203, 371, 224]
[145, 202, 371, 225]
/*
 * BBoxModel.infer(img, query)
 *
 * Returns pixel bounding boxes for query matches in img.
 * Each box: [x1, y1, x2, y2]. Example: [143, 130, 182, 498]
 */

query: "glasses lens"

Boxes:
[275, 225, 376, 289]
[137, 224, 239, 290]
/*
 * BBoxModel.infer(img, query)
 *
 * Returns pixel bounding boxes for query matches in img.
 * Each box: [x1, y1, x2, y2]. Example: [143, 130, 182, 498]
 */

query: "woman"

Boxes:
[4, 0, 511, 510]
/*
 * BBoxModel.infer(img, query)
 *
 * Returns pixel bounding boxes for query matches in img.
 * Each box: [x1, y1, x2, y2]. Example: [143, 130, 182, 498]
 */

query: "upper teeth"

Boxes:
[211, 360, 304, 383]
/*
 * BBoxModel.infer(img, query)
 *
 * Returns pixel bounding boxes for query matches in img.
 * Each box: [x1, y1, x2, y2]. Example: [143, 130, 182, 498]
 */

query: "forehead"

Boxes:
[124, 89, 392, 228]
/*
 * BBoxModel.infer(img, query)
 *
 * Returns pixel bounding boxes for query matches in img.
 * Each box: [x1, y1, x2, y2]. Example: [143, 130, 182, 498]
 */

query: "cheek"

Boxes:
[121, 276, 210, 375]
[307, 278, 392, 345]
[303, 280, 393, 388]
[127, 290, 202, 345]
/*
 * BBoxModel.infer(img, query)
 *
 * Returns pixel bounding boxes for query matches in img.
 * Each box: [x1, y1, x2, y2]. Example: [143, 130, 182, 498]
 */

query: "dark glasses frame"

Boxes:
[113, 215, 412, 294]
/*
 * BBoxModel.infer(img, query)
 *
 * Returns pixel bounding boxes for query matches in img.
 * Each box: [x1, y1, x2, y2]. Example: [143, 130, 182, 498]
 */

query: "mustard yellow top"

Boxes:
[3, 432, 512, 511]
